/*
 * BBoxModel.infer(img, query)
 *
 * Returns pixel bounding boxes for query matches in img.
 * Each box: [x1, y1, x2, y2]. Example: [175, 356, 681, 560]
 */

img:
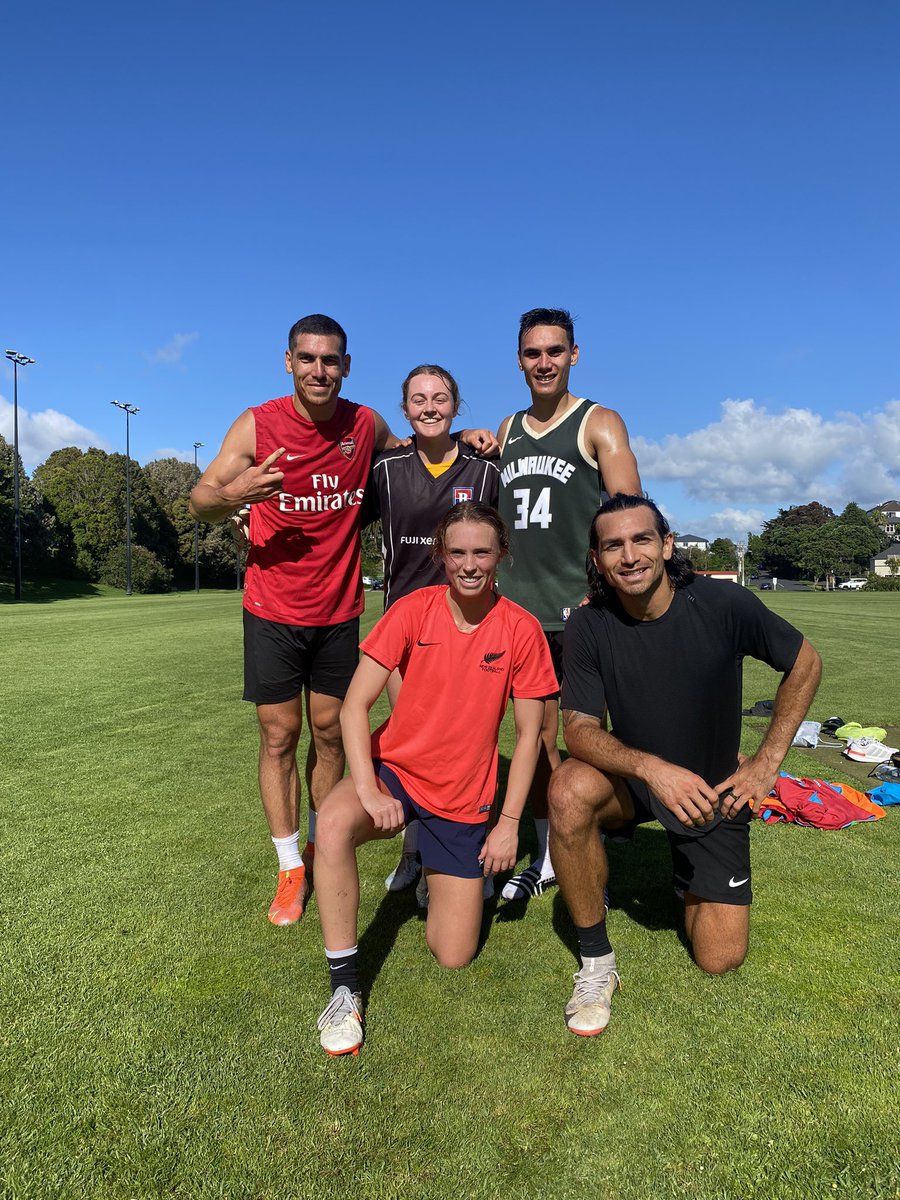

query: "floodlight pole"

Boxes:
[193, 441, 204, 593]
[111, 401, 139, 595]
[5, 351, 35, 602]
[736, 541, 746, 587]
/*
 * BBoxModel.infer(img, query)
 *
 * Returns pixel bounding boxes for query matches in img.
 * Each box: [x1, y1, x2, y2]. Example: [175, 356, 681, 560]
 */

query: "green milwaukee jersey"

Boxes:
[498, 398, 606, 631]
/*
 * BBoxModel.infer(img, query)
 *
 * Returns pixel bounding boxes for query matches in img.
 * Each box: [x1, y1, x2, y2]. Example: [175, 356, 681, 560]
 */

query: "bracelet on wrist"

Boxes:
[499, 812, 520, 822]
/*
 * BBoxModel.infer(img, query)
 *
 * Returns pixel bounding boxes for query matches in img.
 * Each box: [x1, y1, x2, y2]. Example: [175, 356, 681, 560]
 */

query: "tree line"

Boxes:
[746, 501, 892, 586]
[673, 502, 891, 587]
[2, 437, 892, 593]
[0, 437, 243, 592]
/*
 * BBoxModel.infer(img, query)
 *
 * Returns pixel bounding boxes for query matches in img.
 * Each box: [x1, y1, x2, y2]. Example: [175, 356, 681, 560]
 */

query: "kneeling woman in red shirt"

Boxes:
[314, 502, 558, 1055]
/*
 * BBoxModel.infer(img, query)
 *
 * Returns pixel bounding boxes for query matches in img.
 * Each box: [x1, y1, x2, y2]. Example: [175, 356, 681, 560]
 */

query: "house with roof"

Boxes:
[868, 500, 900, 543]
[674, 533, 709, 551]
[871, 543, 900, 577]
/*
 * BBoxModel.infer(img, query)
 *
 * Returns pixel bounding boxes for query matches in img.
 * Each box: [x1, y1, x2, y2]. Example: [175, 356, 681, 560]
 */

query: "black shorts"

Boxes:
[376, 763, 487, 879]
[242, 611, 359, 705]
[621, 778, 752, 906]
[544, 630, 564, 691]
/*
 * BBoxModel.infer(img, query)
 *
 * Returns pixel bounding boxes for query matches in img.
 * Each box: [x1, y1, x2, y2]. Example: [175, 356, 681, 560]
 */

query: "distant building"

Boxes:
[871, 544, 900, 577]
[868, 500, 900, 542]
[674, 534, 709, 551]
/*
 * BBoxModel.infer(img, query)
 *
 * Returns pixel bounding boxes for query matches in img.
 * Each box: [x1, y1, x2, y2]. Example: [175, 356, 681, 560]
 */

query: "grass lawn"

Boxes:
[2, 587, 898, 1199]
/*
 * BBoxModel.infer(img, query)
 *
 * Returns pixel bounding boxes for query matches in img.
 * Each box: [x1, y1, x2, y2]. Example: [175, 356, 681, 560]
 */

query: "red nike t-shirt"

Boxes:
[243, 395, 375, 627]
[362, 586, 558, 822]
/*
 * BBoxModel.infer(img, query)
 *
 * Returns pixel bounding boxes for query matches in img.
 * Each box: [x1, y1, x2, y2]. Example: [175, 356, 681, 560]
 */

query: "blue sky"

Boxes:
[2, 0, 898, 540]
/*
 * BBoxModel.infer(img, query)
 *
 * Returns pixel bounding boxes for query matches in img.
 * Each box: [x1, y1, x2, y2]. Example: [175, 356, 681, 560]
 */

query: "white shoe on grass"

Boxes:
[317, 986, 364, 1056]
[565, 956, 620, 1037]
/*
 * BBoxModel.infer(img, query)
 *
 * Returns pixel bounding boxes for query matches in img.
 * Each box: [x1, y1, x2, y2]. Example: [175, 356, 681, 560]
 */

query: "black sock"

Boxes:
[575, 918, 613, 961]
[326, 947, 360, 996]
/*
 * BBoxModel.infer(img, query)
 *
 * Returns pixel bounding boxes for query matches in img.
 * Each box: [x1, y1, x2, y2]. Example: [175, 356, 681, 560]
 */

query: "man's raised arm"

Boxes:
[189, 410, 285, 523]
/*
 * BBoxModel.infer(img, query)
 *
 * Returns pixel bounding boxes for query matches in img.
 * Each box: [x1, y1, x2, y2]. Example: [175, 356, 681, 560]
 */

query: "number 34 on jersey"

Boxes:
[513, 487, 558, 529]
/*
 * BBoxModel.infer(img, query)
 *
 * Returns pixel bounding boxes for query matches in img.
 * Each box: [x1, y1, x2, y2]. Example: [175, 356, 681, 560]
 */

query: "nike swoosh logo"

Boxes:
[285, 453, 303, 461]
[417, 640, 439, 647]
[507, 435, 524, 444]
[728, 876, 749, 888]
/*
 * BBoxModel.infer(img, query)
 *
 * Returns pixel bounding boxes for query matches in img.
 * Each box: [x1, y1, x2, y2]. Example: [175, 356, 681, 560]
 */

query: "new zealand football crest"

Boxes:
[453, 486, 474, 504]
[339, 437, 356, 460]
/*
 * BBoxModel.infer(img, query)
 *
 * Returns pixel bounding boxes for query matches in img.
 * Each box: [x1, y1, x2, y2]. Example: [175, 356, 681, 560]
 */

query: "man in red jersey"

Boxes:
[192, 315, 495, 926]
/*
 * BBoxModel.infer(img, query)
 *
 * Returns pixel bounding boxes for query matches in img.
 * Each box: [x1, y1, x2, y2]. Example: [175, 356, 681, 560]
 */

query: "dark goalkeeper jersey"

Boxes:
[372, 440, 500, 609]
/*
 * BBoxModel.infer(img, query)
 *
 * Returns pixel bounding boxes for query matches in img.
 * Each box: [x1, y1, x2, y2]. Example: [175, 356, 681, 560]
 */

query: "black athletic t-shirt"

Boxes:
[372, 439, 500, 610]
[561, 576, 804, 789]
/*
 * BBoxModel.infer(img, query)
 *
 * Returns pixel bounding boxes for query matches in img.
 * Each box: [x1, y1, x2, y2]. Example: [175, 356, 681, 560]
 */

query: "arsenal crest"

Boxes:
[339, 437, 356, 460]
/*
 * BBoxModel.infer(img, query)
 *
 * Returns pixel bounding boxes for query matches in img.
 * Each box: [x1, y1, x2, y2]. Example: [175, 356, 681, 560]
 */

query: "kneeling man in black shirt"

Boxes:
[551, 494, 821, 1036]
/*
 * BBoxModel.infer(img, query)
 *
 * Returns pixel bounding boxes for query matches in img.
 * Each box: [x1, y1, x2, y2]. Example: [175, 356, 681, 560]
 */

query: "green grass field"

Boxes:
[2, 588, 899, 1199]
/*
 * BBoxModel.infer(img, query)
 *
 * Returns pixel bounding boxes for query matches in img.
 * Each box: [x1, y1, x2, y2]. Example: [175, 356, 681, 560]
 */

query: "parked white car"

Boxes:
[838, 577, 868, 590]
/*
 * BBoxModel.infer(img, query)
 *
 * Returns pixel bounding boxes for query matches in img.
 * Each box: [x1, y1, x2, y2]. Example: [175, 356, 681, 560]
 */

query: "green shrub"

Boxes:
[864, 572, 900, 591]
[99, 544, 173, 593]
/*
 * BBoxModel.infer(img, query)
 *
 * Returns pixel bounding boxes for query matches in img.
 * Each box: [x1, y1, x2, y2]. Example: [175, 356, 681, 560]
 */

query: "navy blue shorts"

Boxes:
[376, 763, 487, 879]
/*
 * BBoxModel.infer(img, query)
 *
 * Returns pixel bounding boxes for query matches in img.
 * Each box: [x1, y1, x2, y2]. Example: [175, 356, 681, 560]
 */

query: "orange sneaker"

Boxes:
[267, 867, 308, 925]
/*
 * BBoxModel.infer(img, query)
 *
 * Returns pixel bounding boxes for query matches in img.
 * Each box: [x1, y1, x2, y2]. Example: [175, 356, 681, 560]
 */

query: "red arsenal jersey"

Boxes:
[243, 395, 375, 627]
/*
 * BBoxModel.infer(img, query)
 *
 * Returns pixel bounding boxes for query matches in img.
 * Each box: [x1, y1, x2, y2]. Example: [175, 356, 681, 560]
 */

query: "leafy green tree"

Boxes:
[707, 538, 737, 570]
[144, 457, 245, 587]
[33, 447, 172, 578]
[757, 502, 836, 578]
[834, 502, 887, 569]
[0, 435, 57, 578]
[99, 544, 173, 593]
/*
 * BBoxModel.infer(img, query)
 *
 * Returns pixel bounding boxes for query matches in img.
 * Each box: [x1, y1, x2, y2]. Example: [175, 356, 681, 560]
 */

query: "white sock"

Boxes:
[401, 820, 419, 855]
[534, 818, 553, 876]
[272, 831, 303, 872]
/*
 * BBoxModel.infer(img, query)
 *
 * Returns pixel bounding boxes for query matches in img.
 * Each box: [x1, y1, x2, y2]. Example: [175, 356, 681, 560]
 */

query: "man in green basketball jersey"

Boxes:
[498, 308, 642, 899]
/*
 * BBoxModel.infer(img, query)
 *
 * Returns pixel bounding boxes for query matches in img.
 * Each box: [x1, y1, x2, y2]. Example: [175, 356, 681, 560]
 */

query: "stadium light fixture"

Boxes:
[110, 401, 140, 596]
[193, 441, 204, 593]
[5, 350, 36, 602]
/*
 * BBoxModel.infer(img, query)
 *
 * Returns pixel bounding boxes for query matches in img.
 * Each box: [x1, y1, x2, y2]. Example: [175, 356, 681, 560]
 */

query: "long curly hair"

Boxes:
[585, 494, 694, 606]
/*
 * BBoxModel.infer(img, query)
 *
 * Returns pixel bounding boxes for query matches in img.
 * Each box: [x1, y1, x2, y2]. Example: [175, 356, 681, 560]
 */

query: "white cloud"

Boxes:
[635, 398, 900, 512]
[153, 447, 196, 464]
[147, 332, 199, 365]
[0, 395, 111, 468]
[706, 508, 767, 541]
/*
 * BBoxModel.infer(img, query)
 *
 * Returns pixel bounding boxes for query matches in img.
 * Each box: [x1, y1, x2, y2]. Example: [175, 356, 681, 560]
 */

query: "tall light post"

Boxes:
[4, 350, 35, 602]
[110, 401, 139, 596]
[193, 441, 204, 592]
[736, 540, 747, 587]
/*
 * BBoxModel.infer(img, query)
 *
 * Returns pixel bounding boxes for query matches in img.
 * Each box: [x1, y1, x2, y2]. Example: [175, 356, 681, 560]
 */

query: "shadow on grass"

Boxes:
[547, 826, 685, 962]
[0, 577, 105, 604]
[358, 879, 503, 991]
[358, 890, 419, 996]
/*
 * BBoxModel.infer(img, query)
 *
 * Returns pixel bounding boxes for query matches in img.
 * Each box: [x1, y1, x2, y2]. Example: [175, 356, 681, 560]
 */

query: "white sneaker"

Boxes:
[844, 737, 899, 764]
[501, 863, 557, 901]
[385, 851, 420, 892]
[565, 956, 620, 1036]
[317, 986, 364, 1056]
